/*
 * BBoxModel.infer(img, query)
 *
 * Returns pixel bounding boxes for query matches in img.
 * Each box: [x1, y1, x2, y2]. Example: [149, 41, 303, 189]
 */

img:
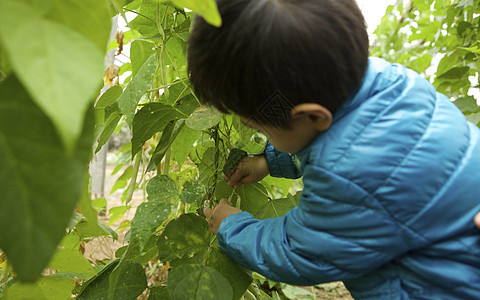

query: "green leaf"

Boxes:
[157, 214, 211, 266]
[185, 105, 223, 130]
[167, 264, 233, 300]
[254, 192, 301, 220]
[437, 66, 470, 80]
[115, 235, 159, 265]
[96, 86, 123, 109]
[466, 111, 480, 126]
[0, 0, 104, 151]
[0, 76, 93, 282]
[77, 260, 119, 299]
[232, 115, 257, 144]
[146, 120, 185, 172]
[48, 248, 96, 278]
[117, 54, 158, 125]
[95, 104, 122, 152]
[180, 181, 206, 204]
[206, 248, 252, 300]
[128, 0, 175, 38]
[130, 202, 171, 251]
[171, 122, 202, 166]
[146, 175, 178, 201]
[5, 276, 75, 300]
[148, 285, 172, 300]
[110, 166, 133, 194]
[130, 40, 156, 76]
[108, 259, 148, 300]
[46, 0, 111, 52]
[235, 183, 269, 215]
[78, 182, 104, 234]
[78, 259, 147, 300]
[169, 0, 222, 27]
[131, 103, 183, 155]
[454, 96, 479, 114]
[215, 181, 234, 201]
[108, 205, 131, 225]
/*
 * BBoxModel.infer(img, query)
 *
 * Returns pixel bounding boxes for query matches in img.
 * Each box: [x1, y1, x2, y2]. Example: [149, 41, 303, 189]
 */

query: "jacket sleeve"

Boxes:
[217, 164, 410, 285]
[264, 142, 302, 179]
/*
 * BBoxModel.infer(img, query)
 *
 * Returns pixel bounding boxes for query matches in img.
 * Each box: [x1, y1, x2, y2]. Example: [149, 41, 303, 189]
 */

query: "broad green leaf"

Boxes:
[171, 123, 202, 167]
[148, 285, 172, 300]
[157, 214, 211, 266]
[437, 66, 470, 80]
[78, 259, 147, 300]
[59, 232, 81, 250]
[454, 96, 479, 114]
[48, 248, 96, 278]
[175, 94, 201, 116]
[130, 202, 171, 251]
[215, 181, 234, 201]
[130, 40, 156, 76]
[110, 166, 133, 194]
[108, 259, 148, 300]
[115, 235, 159, 265]
[165, 35, 187, 71]
[467, 111, 480, 126]
[168, 0, 222, 27]
[47, 0, 111, 52]
[146, 175, 178, 201]
[167, 264, 233, 300]
[206, 248, 252, 300]
[232, 115, 257, 144]
[117, 54, 158, 125]
[96, 86, 123, 109]
[254, 192, 301, 220]
[108, 205, 131, 225]
[0, 76, 93, 282]
[185, 105, 223, 130]
[146, 120, 185, 172]
[180, 181, 206, 204]
[6, 276, 75, 300]
[75, 218, 118, 240]
[197, 147, 219, 184]
[235, 183, 269, 215]
[0, 1, 104, 151]
[131, 103, 183, 155]
[128, 0, 176, 38]
[77, 260, 119, 299]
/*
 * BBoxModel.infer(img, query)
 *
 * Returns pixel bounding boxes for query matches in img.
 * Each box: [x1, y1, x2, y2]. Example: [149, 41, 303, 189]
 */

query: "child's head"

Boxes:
[187, 0, 369, 128]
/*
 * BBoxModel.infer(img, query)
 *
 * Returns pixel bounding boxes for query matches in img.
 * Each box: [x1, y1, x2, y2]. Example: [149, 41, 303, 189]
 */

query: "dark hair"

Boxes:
[187, 0, 369, 127]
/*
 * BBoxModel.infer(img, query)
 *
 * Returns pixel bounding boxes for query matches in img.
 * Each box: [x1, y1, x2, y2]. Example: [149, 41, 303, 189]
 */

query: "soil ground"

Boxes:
[85, 163, 354, 300]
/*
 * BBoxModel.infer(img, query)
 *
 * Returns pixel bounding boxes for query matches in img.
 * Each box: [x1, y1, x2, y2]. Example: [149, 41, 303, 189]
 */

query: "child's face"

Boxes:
[240, 116, 321, 153]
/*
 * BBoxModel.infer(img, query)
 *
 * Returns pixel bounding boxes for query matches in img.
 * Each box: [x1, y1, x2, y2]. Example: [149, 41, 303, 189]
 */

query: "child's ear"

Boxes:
[291, 103, 332, 131]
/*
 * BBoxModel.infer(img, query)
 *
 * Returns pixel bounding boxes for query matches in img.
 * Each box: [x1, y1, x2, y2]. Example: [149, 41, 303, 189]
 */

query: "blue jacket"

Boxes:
[217, 57, 480, 299]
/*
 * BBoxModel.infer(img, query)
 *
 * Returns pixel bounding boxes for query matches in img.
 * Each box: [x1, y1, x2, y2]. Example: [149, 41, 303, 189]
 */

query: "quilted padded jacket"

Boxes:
[217, 57, 480, 299]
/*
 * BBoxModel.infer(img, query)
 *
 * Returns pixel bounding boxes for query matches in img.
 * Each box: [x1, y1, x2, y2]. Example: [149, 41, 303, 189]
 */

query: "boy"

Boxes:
[188, 0, 480, 298]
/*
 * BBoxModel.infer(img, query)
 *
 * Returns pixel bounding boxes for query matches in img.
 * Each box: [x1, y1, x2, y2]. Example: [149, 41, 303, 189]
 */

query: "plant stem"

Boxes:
[125, 153, 142, 205]
[163, 148, 171, 175]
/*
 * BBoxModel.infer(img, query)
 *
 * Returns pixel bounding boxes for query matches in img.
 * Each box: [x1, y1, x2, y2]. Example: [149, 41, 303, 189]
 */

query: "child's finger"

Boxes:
[474, 212, 480, 228]
[203, 207, 213, 219]
[219, 198, 232, 206]
[228, 166, 247, 187]
[224, 166, 236, 180]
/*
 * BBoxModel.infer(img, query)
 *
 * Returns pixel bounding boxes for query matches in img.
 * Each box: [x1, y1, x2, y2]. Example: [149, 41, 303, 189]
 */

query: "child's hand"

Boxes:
[203, 198, 242, 234]
[225, 154, 270, 189]
[475, 212, 480, 228]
